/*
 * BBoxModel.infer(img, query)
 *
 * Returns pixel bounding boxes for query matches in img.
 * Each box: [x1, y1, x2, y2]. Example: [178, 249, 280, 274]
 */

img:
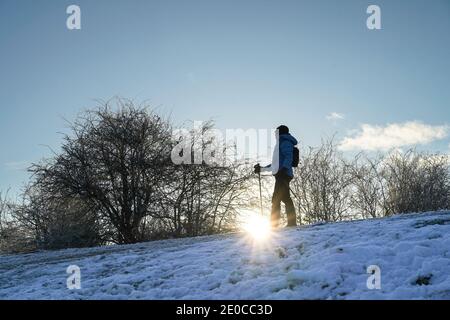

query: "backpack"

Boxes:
[292, 146, 299, 167]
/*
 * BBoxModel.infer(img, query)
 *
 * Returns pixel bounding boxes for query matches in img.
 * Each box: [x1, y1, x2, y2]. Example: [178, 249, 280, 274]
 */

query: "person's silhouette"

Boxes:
[254, 125, 298, 227]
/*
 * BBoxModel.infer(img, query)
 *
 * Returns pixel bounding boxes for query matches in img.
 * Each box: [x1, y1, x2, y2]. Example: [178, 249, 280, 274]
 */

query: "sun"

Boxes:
[240, 211, 272, 241]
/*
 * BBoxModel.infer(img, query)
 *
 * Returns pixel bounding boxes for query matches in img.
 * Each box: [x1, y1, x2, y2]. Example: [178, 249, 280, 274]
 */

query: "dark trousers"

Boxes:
[271, 173, 297, 227]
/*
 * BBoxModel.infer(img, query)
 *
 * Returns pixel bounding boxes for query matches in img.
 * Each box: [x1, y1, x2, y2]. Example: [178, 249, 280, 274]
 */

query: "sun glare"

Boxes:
[241, 211, 272, 241]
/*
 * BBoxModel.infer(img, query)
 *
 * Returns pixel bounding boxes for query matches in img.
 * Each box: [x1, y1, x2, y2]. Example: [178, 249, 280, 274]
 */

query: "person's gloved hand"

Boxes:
[254, 163, 261, 174]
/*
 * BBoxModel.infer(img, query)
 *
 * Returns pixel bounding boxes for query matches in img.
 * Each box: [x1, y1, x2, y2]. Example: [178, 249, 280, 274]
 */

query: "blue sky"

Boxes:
[1, 0, 449, 196]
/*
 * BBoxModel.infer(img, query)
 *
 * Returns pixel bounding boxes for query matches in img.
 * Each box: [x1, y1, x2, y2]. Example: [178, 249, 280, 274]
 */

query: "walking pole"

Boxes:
[258, 169, 264, 216]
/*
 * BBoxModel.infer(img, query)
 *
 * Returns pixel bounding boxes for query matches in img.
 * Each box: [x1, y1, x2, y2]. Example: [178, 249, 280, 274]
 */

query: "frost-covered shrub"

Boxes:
[381, 151, 449, 215]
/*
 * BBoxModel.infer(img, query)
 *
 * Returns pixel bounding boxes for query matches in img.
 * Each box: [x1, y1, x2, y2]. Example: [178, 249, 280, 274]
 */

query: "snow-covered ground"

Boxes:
[1, 211, 450, 300]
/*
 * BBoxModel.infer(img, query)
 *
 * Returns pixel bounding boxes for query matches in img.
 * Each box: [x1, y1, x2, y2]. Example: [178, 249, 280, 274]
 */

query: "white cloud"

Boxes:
[326, 112, 345, 121]
[338, 121, 449, 151]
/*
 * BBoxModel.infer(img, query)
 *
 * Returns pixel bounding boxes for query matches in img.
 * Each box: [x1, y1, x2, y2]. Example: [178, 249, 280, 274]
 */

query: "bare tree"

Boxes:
[154, 121, 252, 237]
[0, 191, 7, 231]
[27, 100, 253, 245]
[348, 154, 385, 219]
[380, 150, 449, 215]
[13, 183, 107, 250]
[0, 191, 34, 253]
[30, 98, 174, 244]
[291, 138, 354, 224]
[0, 191, 9, 250]
[346, 150, 450, 218]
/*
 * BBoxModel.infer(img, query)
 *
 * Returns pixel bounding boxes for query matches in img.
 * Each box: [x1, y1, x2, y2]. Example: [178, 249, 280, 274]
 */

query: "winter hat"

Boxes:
[276, 125, 289, 135]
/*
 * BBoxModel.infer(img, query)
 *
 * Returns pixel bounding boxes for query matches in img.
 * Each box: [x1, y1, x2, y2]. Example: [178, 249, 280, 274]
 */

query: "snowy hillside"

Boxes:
[1, 211, 450, 300]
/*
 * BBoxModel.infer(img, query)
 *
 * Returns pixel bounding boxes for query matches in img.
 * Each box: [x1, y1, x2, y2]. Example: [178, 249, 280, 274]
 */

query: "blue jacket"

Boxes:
[277, 133, 298, 177]
[263, 133, 298, 177]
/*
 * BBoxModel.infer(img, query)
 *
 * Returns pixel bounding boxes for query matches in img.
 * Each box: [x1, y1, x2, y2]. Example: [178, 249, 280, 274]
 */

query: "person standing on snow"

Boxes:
[254, 125, 298, 227]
